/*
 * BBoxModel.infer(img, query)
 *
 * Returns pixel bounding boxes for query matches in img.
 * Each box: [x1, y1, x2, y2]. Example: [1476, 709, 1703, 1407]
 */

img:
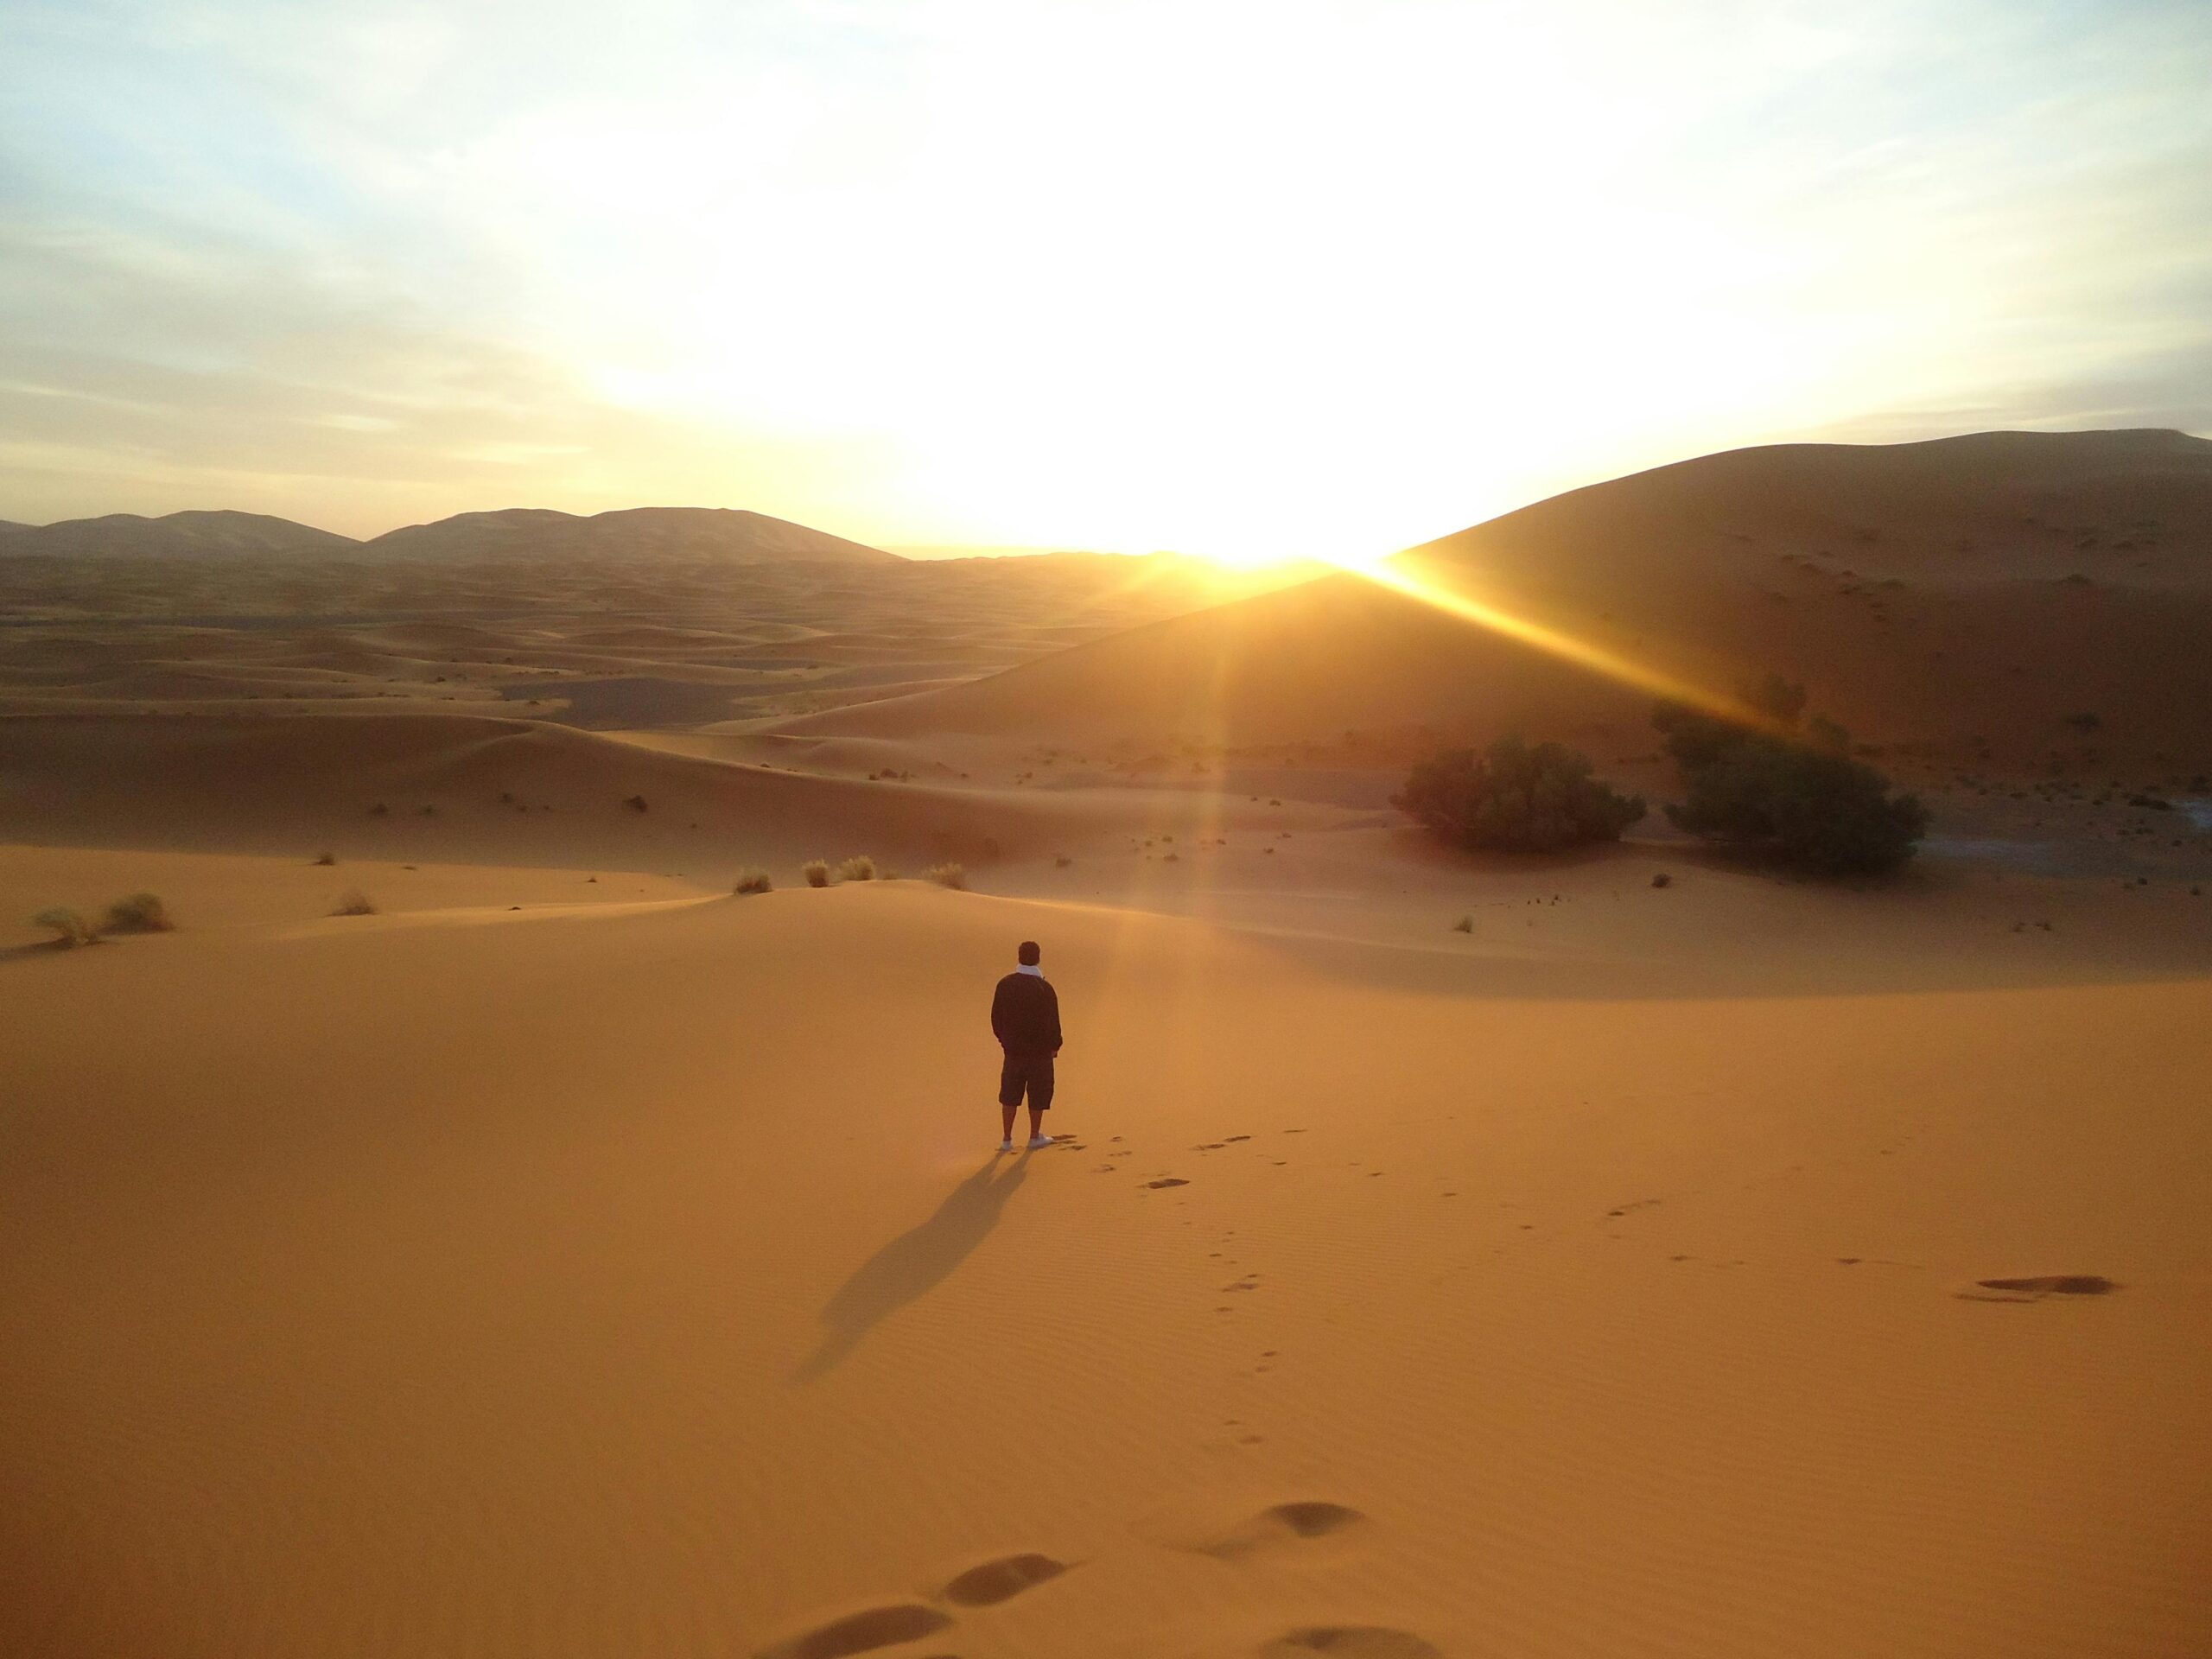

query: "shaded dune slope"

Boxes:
[0, 712, 1301, 868]
[782, 430, 2212, 765]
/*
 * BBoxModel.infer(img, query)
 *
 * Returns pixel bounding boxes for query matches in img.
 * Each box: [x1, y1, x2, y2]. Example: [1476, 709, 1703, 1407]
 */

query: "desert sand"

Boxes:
[4, 433, 2209, 1658]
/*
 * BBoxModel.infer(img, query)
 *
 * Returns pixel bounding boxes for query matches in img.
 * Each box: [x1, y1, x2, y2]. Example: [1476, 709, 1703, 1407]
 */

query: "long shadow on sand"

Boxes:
[791, 1155, 1030, 1382]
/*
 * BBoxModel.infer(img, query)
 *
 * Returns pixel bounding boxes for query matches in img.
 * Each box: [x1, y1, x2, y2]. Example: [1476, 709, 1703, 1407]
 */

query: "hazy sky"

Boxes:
[3, 0, 2209, 560]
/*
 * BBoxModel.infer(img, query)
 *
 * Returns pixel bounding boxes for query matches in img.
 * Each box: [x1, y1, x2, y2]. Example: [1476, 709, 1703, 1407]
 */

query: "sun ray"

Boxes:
[1323, 551, 1783, 734]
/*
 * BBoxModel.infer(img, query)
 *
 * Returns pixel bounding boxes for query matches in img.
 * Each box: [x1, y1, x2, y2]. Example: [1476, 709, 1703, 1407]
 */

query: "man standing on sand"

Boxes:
[992, 940, 1062, 1152]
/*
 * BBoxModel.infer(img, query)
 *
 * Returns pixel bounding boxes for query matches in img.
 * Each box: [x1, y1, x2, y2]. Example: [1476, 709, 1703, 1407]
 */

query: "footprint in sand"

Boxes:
[1260, 1628, 1444, 1658]
[754, 1602, 952, 1659]
[938, 1552, 1070, 1607]
[1142, 1499, 1368, 1560]
[1956, 1274, 2119, 1302]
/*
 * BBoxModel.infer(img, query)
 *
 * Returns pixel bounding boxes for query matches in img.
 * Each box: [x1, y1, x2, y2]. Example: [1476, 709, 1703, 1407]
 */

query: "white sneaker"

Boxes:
[998, 1138, 1015, 1153]
[1027, 1135, 1054, 1149]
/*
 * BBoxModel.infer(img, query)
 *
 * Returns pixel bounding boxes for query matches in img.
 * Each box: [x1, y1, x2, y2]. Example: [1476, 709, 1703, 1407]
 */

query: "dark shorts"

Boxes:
[998, 1050, 1056, 1110]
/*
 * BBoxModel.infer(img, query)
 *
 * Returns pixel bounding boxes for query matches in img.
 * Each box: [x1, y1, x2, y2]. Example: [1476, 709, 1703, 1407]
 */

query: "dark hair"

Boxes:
[1017, 939, 1041, 965]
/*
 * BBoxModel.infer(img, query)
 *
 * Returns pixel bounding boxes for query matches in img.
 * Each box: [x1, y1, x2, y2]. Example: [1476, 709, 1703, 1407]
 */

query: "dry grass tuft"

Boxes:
[313, 851, 338, 866]
[101, 893, 175, 934]
[1452, 914, 1473, 933]
[926, 862, 969, 890]
[802, 859, 832, 888]
[836, 855, 876, 882]
[331, 890, 378, 917]
[733, 869, 772, 895]
[33, 907, 98, 948]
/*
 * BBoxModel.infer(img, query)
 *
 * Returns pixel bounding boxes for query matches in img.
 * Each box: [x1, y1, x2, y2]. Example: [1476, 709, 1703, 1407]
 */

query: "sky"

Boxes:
[3, 0, 2209, 563]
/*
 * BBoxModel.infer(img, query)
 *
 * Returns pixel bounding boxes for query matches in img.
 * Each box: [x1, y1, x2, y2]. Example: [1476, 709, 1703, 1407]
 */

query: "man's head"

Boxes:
[1017, 939, 1041, 967]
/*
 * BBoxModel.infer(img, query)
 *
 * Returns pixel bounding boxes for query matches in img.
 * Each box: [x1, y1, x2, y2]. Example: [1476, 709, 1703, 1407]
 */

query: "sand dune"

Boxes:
[4, 874, 2206, 1657]
[0, 710, 1370, 874]
[784, 430, 2212, 771]
[0, 544, 1300, 729]
[0, 508, 360, 557]
[362, 505, 899, 564]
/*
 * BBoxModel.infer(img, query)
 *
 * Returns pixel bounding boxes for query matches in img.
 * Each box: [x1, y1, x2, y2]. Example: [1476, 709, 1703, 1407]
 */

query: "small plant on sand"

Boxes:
[33, 907, 97, 948]
[926, 862, 969, 890]
[623, 794, 649, 813]
[1452, 914, 1473, 933]
[100, 893, 175, 934]
[802, 859, 832, 888]
[1395, 735, 1646, 854]
[1055, 855, 1074, 868]
[836, 855, 877, 882]
[313, 851, 337, 866]
[331, 890, 378, 917]
[733, 869, 772, 895]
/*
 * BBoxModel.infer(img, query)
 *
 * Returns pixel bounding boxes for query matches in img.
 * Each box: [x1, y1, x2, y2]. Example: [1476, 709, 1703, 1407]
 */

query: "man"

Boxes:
[991, 939, 1062, 1152]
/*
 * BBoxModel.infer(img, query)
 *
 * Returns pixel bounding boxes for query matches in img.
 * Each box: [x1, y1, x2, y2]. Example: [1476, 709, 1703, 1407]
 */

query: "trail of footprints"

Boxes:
[752, 1501, 1444, 1659]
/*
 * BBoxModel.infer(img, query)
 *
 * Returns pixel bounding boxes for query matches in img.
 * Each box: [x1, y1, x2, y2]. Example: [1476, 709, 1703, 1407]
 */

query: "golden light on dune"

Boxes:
[1324, 548, 1771, 728]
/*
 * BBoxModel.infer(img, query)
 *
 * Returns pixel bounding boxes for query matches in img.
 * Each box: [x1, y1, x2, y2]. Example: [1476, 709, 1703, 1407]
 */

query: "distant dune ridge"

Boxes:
[0, 505, 899, 564]
[0, 509, 361, 557]
[782, 428, 2212, 766]
[360, 506, 899, 563]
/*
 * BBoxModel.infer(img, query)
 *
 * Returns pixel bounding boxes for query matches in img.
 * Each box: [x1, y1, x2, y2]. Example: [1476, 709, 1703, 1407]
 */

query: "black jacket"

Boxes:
[991, 971, 1062, 1055]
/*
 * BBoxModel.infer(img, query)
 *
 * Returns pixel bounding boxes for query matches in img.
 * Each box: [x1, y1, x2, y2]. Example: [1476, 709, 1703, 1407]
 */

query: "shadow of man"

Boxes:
[791, 1156, 1031, 1382]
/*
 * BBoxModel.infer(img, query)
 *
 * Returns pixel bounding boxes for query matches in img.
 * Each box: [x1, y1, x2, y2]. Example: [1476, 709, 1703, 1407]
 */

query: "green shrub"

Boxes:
[732, 869, 772, 895]
[34, 907, 96, 948]
[100, 893, 174, 933]
[802, 860, 832, 888]
[836, 855, 876, 882]
[926, 862, 968, 890]
[1654, 686, 1927, 874]
[1394, 735, 1645, 854]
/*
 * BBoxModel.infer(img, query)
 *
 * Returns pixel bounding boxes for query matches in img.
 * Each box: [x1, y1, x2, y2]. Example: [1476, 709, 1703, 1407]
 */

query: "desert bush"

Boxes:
[314, 851, 337, 866]
[1054, 855, 1074, 868]
[100, 893, 174, 934]
[331, 890, 378, 916]
[926, 862, 969, 890]
[802, 860, 832, 888]
[1394, 735, 1645, 854]
[623, 794, 648, 813]
[1452, 914, 1473, 933]
[1653, 686, 1927, 875]
[33, 907, 97, 948]
[732, 869, 772, 895]
[836, 855, 876, 882]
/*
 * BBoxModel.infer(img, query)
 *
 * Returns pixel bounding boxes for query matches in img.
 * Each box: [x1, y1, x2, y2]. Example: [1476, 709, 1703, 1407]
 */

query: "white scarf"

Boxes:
[1017, 963, 1043, 976]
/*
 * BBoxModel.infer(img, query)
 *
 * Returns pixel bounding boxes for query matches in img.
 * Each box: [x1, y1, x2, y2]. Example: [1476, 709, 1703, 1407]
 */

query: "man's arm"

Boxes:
[990, 979, 1011, 1047]
[1046, 982, 1063, 1053]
